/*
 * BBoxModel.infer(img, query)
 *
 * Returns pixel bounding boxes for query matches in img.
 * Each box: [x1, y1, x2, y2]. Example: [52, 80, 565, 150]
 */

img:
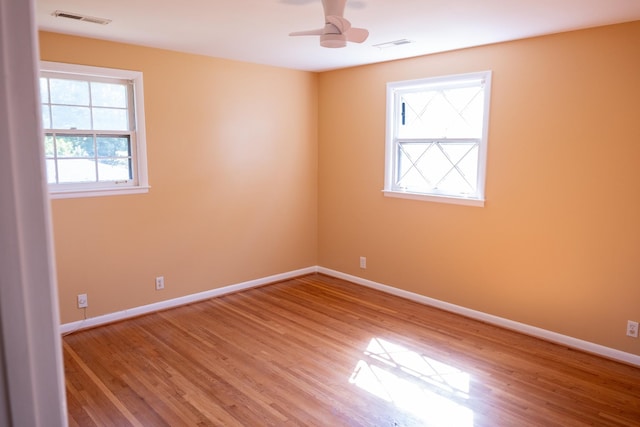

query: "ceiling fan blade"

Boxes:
[345, 27, 369, 43]
[321, 0, 347, 18]
[289, 28, 325, 37]
[326, 15, 351, 34]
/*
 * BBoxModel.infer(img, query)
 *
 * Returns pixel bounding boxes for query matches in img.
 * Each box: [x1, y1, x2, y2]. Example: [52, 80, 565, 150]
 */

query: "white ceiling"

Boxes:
[36, 0, 640, 72]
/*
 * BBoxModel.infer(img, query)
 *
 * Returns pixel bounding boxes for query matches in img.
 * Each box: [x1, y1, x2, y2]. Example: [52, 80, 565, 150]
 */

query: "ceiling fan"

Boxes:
[289, 0, 369, 48]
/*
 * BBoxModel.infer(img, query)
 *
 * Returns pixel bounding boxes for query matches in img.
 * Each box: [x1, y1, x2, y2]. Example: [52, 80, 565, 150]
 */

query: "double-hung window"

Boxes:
[384, 71, 492, 206]
[40, 61, 149, 199]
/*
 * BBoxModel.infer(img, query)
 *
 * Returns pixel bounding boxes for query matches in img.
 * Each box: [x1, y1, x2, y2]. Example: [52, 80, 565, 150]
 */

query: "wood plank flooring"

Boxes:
[63, 273, 640, 426]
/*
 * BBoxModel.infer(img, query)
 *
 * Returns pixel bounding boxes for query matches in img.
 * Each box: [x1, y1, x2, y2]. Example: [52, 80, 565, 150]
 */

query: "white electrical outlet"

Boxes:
[359, 256, 367, 269]
[155, 276, 165, 290]
[77, 293, 88, 309]
[627, 320, 639, 338]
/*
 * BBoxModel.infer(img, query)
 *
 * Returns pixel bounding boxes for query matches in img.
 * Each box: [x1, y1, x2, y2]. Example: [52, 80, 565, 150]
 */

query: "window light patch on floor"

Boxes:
[349, 337, 473, 426]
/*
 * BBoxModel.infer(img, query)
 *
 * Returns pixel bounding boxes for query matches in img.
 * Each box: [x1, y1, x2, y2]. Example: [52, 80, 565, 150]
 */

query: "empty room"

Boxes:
[2, 0, 640, 425]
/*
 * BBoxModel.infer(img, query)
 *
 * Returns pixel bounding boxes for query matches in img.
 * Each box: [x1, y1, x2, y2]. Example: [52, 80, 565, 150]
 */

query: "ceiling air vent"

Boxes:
[372, 39, 414, 49]
[52, 10, 111, 25]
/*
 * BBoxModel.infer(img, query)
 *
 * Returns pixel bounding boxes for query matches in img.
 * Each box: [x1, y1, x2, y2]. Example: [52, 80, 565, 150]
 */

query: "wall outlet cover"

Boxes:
[77, 293, 88, 309]
[626, 320, 639, 338]
[359, 257, 367, 269]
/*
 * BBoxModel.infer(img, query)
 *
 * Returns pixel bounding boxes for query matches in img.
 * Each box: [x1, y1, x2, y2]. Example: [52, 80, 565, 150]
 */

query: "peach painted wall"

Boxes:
[318, 21, 640, 355]
[39, 32, 318, 324]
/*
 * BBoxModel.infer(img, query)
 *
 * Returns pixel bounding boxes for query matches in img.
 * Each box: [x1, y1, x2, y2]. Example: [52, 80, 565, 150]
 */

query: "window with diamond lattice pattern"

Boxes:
[384, 72, 491, 206]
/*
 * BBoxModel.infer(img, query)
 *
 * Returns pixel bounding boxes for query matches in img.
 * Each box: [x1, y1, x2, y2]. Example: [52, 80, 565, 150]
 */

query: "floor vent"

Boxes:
[52, 10, 111, 25]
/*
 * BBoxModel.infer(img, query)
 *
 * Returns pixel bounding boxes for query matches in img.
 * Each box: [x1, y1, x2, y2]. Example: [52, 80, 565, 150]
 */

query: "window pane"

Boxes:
[446, 87, 484, 138]
[50, 79, 90, 106]
[399, 91, 443, 139]
[51, 105, 91, 129]
[399, 87, 484, 139]
[55, 135, 94, 158]
[57, 159, 97, 183]
[396, 142, 480, 193]
[399, 91, 436, 139]
[49, 79, 89, 105]
[454, 146, 479, 187]
[93, 108, 129, 131]
[397, 160, 428, 189]
[98, 159, 131, 182]
[397, 143, 433, 190]
[44, 134, 55, 156]
[45, 159, 57, 184]
[41, 105, 51, 129]
[438, 144, 478, 193]
[438, 171, 474, 194]
[91, 82, 127, 108]
[96, 136, 130, 157]
[417, 144, 451, 186]
[39, 78, 49, 103]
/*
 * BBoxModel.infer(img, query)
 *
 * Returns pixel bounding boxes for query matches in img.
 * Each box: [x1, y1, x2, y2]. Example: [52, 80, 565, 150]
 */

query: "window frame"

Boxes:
[40, 61, 149, 199]
[383, 71, 492, 207]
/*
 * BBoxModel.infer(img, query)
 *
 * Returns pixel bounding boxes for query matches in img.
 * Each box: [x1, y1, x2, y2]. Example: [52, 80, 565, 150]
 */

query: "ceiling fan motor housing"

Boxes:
[321, 34, 347, 48]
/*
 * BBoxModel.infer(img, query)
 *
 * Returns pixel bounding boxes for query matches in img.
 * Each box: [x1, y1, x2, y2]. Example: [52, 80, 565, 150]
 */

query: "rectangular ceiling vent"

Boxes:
[373, 39, 414, 49]
[52, 10, 111, 25]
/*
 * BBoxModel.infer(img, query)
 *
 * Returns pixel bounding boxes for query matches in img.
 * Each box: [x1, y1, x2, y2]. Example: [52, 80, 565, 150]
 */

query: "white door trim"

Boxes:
[0, 0, 68, 424]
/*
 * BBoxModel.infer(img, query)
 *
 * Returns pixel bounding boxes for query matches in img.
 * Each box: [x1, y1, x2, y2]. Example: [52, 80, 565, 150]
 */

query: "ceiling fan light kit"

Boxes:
[289, 0, 369, 48]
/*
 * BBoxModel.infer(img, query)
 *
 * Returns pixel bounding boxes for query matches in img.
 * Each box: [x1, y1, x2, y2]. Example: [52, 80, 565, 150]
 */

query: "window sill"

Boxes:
[382, 190, 484, 207]
[50, 185, 150, 200]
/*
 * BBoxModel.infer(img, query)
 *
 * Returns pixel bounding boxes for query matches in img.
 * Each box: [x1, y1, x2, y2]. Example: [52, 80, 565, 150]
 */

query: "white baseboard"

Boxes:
[317, 267, 640, 367]
[60, 266, 317, 335]
[60, 265, 640, 367]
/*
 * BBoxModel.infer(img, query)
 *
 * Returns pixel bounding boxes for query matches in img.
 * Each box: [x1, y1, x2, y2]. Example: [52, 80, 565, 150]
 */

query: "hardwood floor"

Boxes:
[63, 273, 640, 426]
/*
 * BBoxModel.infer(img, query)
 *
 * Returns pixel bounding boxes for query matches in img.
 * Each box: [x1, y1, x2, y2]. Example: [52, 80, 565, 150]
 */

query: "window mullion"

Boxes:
[53, 134, 60, 184]
[46, 78, 53, 130]
[93, 134, 99, 182]
[127, 82, 136, 131]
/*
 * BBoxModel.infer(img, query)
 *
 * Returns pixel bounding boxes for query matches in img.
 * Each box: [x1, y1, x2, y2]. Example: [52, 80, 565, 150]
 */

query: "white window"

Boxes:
[384, 71, 491, 206]
[39, 61, 149, 199]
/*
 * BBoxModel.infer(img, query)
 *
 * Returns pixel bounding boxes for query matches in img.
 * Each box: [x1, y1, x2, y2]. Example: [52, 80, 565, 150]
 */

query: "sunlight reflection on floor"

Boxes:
[349, 337, 474, 426]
